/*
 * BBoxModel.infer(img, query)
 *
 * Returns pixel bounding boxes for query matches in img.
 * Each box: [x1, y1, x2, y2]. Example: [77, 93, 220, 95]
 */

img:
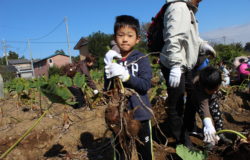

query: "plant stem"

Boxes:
[216, 129, 247, 139]
[0, 103, 53, 159]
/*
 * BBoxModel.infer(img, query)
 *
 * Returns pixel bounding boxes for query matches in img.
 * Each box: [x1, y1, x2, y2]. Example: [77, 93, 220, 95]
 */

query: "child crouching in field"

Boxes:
[183, 66, 231, 148]
[104, 15, 154, 159]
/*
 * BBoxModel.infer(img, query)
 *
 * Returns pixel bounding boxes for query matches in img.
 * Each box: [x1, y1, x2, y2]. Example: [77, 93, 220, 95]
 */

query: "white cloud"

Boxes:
[201, 23, 250, 45]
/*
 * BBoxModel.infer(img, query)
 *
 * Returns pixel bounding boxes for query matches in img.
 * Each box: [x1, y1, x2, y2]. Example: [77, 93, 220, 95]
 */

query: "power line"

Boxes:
[6, 41, 77, 44]
[4, 18, 70, 44]
[2, 18, 76, 60]
[30, 19, 64, 41]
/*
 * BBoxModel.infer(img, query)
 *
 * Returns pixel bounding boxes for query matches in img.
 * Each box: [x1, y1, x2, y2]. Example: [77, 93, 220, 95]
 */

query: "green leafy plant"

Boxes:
[5, 78, 33, 107]
[176, 145, 208, 160]
[59, 75, 72, 87]
[73, 72, 86, 88]
[90, 69, 103, 83]
[40, 83, 75, 105]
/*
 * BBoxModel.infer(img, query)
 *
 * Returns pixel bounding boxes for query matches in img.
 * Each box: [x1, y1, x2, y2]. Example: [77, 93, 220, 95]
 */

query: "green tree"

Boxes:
[20, 55, 25, 59]
[0, 58, 6, 65]
[213, 43, 243, 67]
[132, 22, 150, 54]
[87, 31, 113, 69]
[8, 51, 19, 59]
[48, 65, 61, 77]
[55, 49, 65, 55]
[0, 51, 19, 65]
[0, 65, 16, 81]
[140, 22, 150, 43]
[244, 42, 250, 52]
[134, 41, 148, 54]
[72, 55, 80, 63]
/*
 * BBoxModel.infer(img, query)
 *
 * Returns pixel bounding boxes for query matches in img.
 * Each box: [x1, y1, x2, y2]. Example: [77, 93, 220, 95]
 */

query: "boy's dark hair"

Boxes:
[239, 58, 246, 63]
[199, 66, 222, 90]
[114, 15, 140, 37]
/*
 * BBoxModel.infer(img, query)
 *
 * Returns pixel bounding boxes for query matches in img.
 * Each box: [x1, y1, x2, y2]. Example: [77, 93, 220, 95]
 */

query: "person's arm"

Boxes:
[79, 62, 97, 90]
[162, 2, 190, 68]
[199, 97, 212, 118]
[198, 94, 219, 145]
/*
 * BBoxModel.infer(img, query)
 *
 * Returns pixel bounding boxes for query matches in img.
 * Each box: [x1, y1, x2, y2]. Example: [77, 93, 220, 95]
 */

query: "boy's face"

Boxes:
[86, 61, 93, 67]
[204, 85, 220, 95]
[115, 26, 140, 55]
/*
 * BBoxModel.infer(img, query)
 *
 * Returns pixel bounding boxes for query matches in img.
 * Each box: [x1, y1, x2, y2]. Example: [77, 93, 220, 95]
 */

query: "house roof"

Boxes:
[34, 53, 69, 64]
[8, 59, 31, 65]
[74, 37, 88, 50]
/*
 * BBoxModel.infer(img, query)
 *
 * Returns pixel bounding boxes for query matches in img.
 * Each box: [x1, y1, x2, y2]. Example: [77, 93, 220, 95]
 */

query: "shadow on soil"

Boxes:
[223, 112, 250, 127]
[44, 144, 68, 158]
[78, 131, 113, 160]
[235, 91, 250, 110]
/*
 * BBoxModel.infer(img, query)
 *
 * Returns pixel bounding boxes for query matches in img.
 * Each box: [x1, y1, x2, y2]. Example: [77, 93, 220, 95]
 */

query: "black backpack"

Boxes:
[147, 3, 169, 52]
[147, 1, 184, 52]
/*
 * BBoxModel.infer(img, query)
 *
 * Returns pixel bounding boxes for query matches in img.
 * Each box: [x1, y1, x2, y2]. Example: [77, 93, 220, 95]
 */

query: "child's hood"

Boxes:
[126, 50, 144, 61]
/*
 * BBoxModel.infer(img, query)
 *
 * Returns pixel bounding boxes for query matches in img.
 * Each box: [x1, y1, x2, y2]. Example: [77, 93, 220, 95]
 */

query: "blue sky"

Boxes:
[0, 0, 250, 59]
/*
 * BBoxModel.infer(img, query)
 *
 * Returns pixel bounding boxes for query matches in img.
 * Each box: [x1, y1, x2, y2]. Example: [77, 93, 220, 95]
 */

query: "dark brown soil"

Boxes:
[0, 86, 249, 160]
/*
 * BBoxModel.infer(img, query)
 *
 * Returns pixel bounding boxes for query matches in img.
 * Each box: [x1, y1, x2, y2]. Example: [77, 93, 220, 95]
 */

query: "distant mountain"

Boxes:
[201, 23, 250, 45]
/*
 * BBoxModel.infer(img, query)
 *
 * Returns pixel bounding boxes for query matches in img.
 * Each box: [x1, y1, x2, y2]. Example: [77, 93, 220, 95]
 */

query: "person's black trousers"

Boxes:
[160, 64, 194, 142]
[68, 86, 85, 109]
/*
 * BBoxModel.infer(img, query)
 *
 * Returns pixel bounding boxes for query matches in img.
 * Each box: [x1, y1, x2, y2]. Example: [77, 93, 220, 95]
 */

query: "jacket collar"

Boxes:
[166, 0, 198, 13]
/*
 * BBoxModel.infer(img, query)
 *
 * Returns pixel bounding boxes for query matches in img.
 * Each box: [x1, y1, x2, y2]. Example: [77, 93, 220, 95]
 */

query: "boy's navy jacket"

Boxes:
[104, 50, 153, 121]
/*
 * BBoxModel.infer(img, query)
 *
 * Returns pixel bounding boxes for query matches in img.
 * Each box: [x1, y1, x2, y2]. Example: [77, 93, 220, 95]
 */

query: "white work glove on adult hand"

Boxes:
[200, 42, 216, 57]
[104, 50, 122, 65]
[203, 117, 220, 145]
[93, 89, 99, 95]
[105, 63, 130, 82]
[169, 67, 181, 88]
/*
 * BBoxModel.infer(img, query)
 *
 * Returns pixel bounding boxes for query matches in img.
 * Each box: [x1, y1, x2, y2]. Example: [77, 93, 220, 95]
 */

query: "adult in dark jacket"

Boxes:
[68, 55, 98, 108]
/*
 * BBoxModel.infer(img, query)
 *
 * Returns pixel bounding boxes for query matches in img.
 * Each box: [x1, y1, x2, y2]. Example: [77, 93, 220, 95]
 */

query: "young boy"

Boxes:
[104, 15, 154, 160]
[183, 66, 224, 147]
[187, 56, 232, 145]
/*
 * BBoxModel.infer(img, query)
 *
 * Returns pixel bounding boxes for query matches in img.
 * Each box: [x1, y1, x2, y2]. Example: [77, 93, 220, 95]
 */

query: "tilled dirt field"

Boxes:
[0, 87, 249, 160]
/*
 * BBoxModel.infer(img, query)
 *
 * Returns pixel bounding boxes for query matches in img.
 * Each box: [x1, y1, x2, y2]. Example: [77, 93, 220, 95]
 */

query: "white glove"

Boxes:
[200, 42, 216, 57]
[105, 63, 130, 82]
[203, 117, 220, 145]
[169, 67, 182, 88]
[93, 89, 99, 95]
[104, 50, 122, 65]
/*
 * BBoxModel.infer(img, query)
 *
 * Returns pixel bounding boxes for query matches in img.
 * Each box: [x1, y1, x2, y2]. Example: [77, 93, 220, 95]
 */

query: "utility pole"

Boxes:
[222, 36, 226, 44]
[0, 74, 3, 98]
[1, 39, 8, 66]
[28, 39, 35, 78]
[64, 17, 72, 63]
